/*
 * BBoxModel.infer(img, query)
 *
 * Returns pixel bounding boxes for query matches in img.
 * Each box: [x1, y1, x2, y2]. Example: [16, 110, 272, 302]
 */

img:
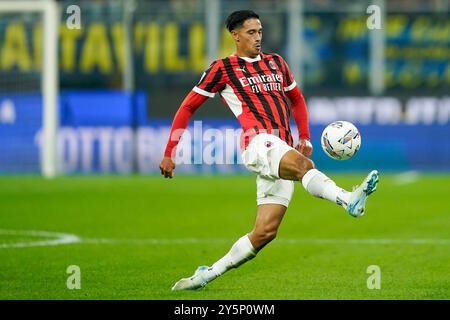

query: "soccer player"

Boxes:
[159, 10, 379, 290]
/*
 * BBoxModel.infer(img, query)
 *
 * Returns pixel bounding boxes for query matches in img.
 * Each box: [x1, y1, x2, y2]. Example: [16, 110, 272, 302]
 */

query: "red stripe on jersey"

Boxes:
[255, 58, 293, 145]
[244, 60, 289, 144]
[222, 56, 271, 133]
[266, 54, 294, 145]
[197, 60, 226, 94]
[271, 54, 295, 89]
[234, 57, 281, 137]
[197, 61, 217, 87]
[195, 54, 301, 149]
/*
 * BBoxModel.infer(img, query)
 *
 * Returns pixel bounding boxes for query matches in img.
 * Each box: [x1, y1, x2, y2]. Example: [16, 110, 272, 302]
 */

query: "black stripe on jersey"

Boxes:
[204, 63, 223, 92]
[286, 107, 293, 146]
[282, 94, 293, 146]
[222, 57, 268, 130]
[273, 54, 293, 87]
[271, 55, 285, 77]
[254, 60, 290, 144]
[271, 55, 295, 146]
[271, 55, 293, 115]
[197, 61, 217, 86]
[283, 60, 294, 86]
[237, 59, 280, 134]
[278, 88, 294, 146]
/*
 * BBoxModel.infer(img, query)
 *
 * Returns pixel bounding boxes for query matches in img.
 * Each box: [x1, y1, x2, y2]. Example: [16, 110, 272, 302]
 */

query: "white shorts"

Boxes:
[241, 133, 295, 207]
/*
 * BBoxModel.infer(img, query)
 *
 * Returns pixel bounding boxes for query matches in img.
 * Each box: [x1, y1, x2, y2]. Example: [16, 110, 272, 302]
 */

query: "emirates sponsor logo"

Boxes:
[238, 73, 283, 93]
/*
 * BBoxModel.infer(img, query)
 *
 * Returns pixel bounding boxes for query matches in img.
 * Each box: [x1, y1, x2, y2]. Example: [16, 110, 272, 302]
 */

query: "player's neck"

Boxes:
[234, 52, 261, 62]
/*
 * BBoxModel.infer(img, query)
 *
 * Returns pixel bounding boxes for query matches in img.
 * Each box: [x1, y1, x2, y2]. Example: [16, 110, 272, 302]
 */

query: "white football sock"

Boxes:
[204, 234, 257, 281]
[302, 168, 350, 208]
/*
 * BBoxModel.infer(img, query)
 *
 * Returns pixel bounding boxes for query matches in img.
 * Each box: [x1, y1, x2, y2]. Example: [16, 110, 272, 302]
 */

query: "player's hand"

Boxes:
[159, 157, 176, 179]
[295, 139, 313, 158]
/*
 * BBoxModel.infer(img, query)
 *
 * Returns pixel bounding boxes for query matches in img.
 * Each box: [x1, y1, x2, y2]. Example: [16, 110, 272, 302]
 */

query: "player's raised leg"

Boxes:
[171, 204, 286, 291]
[279, 150, 379, 217]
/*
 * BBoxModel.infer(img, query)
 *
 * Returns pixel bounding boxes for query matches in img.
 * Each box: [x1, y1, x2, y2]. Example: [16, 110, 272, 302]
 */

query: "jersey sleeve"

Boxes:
[286, 85, 310, 141]
[272, 54, 297, 92]
[163, 91, 208, 158]
[193, 60, 226, 98]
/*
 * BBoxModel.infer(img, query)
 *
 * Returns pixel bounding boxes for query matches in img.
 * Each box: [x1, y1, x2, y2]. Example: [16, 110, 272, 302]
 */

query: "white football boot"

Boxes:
[346, 170, 379, 218]
[171, 266, 211, 291]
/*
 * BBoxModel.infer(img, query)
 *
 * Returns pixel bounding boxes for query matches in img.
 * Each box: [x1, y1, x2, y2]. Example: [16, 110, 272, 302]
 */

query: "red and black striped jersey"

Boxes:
[193, 53, 298, 147]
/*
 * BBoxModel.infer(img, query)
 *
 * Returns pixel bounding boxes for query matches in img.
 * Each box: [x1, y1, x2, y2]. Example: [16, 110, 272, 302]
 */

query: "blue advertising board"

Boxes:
[0, 91, 449, 174]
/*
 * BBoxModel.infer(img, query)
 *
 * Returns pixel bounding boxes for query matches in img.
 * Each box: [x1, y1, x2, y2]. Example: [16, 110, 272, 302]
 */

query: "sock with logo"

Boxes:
[203, 234, 257, 281]
[301, 168, 351, 208]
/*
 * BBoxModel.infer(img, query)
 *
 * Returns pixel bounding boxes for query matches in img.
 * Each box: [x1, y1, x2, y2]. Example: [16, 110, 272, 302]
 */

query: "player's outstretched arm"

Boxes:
[286, 85, 312, 158]
[160, 91, 208, 178]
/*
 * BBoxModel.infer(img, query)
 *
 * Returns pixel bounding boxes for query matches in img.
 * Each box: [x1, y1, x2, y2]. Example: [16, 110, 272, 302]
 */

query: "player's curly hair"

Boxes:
[225, 10, 259, 32]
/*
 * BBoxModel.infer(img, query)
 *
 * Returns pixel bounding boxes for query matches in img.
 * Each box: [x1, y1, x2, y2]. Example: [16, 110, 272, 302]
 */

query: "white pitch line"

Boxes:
[394, 171, 420, 185]
[0, 229, 81, 249]
[80, 237, 227, 245]
[1, 229, 449, 249]
[277, 238, 450, 245]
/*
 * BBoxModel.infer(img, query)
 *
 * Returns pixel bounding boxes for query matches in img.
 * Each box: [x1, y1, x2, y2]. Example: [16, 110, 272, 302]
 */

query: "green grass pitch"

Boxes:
[0, 174, 449, 299]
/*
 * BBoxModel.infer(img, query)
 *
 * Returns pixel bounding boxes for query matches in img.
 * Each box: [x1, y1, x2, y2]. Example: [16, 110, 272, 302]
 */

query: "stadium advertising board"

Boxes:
[1, 91, 449, 174]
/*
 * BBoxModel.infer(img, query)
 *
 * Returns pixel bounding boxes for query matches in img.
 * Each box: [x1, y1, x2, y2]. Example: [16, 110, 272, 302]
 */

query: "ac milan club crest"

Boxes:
[268, 60, 276, 70]
[265, 141, 273, 148]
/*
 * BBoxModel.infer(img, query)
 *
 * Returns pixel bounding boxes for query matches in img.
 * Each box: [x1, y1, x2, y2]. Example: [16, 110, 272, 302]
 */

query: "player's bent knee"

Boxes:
[279, 150, 315, 181]
[294, 155, 315, 180]
[305, 157, 315, 171]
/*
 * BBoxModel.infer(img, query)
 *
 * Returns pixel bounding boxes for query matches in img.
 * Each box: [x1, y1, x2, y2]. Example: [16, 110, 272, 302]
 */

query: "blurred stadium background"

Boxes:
[0, 0, 449, 300]
[0, 0, 449, 175]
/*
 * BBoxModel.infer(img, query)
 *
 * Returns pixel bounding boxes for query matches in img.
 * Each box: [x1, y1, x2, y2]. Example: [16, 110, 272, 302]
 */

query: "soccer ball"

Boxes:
[320, 121, 361, 160]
